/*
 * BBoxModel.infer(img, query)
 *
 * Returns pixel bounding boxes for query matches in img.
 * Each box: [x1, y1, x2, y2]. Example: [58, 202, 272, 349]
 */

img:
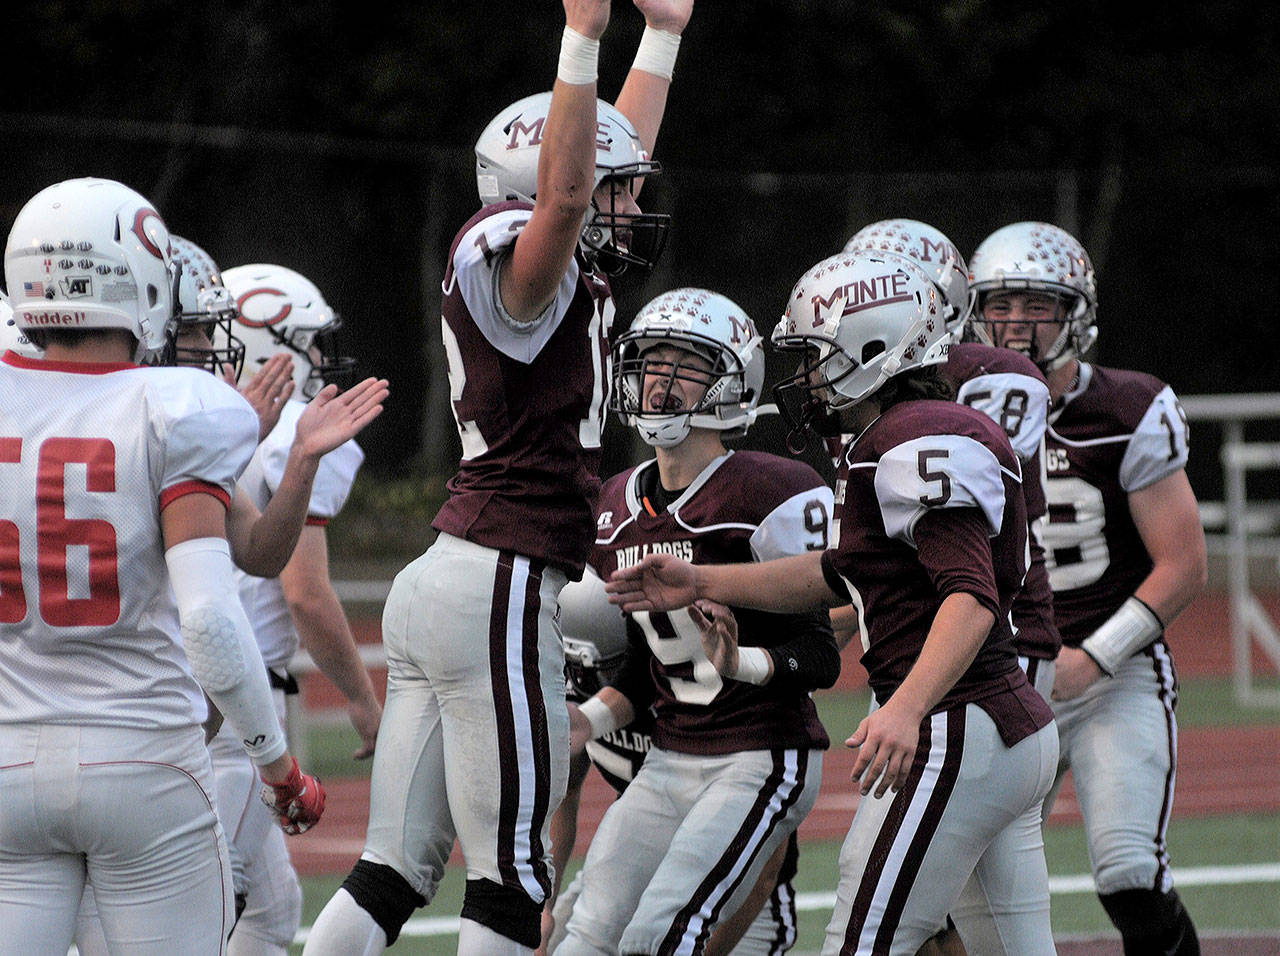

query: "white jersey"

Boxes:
[0, 353, 257, 728]
[234, 397, 364, 669]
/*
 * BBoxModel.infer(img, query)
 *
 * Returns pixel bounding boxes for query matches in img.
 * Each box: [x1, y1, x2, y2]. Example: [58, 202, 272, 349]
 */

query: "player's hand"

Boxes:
[240, 353, 295, 442]
[688, 600, 739, 677]
[260, 756, 326, 835]
[633, 0, 692, 34]
[347, 697, 382, 760]
[564, 0, 610, 40]
[1051, 646, 1105, 701]
[846, 697, 922, 799]
[567, 701, 592, 756]
[294, 377, 389, 461]
[605, 553, 698, 612]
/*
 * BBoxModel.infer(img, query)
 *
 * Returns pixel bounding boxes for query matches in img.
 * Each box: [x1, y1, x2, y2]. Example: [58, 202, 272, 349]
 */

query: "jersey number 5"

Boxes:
[0, 437, 120, 626]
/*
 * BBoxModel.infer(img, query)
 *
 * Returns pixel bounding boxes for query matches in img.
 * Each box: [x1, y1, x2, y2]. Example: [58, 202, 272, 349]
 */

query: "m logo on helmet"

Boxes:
[918, 236, 958, 265]
[235, 287, 292, 328]
[504, 114, 545, 150]
[727, 315, 752, 346]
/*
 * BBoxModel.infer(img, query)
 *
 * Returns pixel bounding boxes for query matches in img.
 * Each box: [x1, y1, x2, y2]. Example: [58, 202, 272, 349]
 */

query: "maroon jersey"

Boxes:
[1044, 363, 1190, 646]
[590, 451, 838, 756]
[821, 400, 1052, 747]
[432, 202, 613, 578]
[941, 342, 1060, 660]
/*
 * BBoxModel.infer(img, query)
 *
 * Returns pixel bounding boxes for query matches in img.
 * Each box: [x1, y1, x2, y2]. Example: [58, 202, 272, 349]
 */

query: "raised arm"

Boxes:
[226, 378, 388, 577]
[613, 0, 693, 174]
[500, 0, 611, 323]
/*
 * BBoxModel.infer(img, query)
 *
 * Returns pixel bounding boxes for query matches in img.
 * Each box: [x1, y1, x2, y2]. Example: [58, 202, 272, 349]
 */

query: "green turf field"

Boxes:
[288, 677, 1280, 953]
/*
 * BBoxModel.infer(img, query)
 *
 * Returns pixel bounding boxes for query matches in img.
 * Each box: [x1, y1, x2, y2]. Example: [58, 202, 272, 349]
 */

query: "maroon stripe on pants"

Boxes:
[489, 552, 521, 890]
[522, 559, 552, 897]
[1147, 642, 1178, 892]
[660, 749, 810, 956]
[872, 708, 966, 955]
[841, 721, 936, 953]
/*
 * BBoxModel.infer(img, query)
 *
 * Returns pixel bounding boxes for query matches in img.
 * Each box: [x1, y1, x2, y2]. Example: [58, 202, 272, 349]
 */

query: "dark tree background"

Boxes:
[4, 0, 1278, 500]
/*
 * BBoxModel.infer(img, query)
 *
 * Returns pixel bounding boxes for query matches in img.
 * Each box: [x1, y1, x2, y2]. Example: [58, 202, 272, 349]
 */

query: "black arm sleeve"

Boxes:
[734, 607, 842, 693]
[606, 618, 658, 711]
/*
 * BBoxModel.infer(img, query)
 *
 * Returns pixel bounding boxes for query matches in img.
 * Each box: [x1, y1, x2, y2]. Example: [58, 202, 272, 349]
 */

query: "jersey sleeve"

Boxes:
[874, 435, 1008, 548]
[450, 206, 582, 364]
[749, 485, 835, 561]
[955, 372, 1050, 464]
[1119, 385, 1189, 492]
[153, 370, 258, 503]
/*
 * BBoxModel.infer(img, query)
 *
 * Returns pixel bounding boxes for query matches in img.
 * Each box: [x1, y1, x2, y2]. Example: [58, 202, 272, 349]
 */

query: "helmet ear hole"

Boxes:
[147, 285, 159, 308]
[861, 340, 885, 364]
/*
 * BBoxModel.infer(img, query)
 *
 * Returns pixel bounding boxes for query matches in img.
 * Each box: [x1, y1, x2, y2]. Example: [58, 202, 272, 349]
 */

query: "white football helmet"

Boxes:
[170, 235, 246, 379]
[0, 292, 43, 358]
[612, 288, 765, 448]
[844, 218, 973, 337]
[3, 177, 176, 363]
[771, 250, 948, 440]
[474, 91, 670, 275]
[968, 221, 1097, 371]
[558, 568, 629, 697]
[221, 263, 355, 399]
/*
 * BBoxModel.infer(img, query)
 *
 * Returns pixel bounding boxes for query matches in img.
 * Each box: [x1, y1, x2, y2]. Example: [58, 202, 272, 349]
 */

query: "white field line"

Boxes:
[290, 861, 1280, 943]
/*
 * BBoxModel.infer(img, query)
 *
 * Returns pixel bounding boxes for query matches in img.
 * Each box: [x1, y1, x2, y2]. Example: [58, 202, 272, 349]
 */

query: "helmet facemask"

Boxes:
[770, 340, 860, 453]
[614, 337, 732, 448]
[975, 286, 1097, 372]
[267, 314, 357, 398]
[173, 310, 246, 380]
[581, 171, 671, 276]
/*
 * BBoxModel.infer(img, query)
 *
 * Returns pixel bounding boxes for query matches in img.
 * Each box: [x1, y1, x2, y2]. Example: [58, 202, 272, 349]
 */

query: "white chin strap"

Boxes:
[636, 414, 691, 448]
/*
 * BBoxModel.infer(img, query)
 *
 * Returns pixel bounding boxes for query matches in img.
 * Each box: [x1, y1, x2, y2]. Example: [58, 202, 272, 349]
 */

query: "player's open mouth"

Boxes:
[650, 394, 684, 412]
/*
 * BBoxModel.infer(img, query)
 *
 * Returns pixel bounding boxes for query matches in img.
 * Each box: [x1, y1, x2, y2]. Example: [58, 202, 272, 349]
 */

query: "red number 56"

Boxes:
[1, 437, 120, 626]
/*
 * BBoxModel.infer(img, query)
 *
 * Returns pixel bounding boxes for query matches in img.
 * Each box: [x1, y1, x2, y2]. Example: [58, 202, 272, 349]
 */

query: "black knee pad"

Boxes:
[340, 859, 426, 947]
[460, 878, 542, 949]
[1098, 888, 1200, 955]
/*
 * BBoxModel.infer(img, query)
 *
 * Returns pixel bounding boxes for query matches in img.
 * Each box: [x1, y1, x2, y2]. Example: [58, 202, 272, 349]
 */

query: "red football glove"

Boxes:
[260, 757, 326, 835]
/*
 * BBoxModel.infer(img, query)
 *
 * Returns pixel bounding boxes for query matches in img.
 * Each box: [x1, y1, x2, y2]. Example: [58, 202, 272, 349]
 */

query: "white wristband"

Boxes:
[558, 26, 599, 85]
[1080, 596, 1164, 677]
[579, 696, 618, 740]
[631, 26, 681, 81]
[732, 646, 772, 686]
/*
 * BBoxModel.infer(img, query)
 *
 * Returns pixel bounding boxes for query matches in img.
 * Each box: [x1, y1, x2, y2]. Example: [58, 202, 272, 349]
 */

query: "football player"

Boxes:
[608, 250, 1060, 955]
[303, 1, 693, 953]
[208, 261, 385, 955]
[840, 220, 1062, 956]
[971, 221, 1206, 955]
[68, 240, 386, 956]
[550, 289, 836, 955]
[0, 177, 322, 955]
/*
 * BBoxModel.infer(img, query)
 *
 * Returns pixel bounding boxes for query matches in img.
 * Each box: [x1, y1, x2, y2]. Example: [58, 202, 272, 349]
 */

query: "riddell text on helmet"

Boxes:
[23, 310, 87, 326]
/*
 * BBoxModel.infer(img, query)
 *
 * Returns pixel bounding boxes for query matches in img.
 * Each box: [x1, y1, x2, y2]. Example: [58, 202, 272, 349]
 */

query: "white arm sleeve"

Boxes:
[166, 537, 287, 766]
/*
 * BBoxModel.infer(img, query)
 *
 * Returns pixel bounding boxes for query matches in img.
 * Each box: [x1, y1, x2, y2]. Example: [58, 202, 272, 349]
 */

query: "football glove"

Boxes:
[260, 757, 326, 835]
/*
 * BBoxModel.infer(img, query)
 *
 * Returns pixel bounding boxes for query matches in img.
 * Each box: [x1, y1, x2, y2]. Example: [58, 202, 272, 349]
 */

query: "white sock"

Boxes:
[457, 916, 534, 955]
[300, 888, 386, 956]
